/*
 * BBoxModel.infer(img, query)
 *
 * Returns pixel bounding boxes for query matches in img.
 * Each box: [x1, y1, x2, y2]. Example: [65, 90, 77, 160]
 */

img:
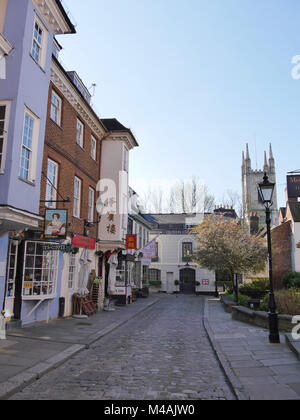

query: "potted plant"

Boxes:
[174, 280, 180, 294]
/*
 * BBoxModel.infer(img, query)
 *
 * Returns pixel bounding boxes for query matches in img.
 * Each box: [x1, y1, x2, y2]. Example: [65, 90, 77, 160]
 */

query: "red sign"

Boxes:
[72, 235, 96, 250]
[126, 234, 137, 250]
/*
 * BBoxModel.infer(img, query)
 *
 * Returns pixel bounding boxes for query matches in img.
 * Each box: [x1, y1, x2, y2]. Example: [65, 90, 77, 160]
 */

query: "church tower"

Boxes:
[242, 144, 278, 231]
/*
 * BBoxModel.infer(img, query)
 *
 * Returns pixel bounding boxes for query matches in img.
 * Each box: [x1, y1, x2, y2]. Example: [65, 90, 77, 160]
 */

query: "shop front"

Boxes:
[61, 234, 98, 318]
[3, 231, 64, 326]
[106, 250, 134, 306]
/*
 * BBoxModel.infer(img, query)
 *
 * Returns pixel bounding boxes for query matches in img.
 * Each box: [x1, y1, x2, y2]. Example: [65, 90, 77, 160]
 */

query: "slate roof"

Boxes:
[100, 118, 139, 147]
[101, 119, 129, 132]
[142, 214, 203, 231]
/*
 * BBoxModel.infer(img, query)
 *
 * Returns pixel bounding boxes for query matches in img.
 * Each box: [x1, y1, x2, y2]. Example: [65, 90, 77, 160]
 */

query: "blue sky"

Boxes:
[58, 0, 300, 208]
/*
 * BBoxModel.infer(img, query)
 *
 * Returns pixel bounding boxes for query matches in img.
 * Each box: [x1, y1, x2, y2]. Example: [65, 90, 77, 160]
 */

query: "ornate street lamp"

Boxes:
[258, 173, 280, 344]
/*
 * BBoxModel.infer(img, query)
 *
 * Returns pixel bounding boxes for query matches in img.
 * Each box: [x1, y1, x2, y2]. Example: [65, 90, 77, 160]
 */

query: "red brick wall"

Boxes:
[39, 82, 102, 240]
[271, 221, 293, 289]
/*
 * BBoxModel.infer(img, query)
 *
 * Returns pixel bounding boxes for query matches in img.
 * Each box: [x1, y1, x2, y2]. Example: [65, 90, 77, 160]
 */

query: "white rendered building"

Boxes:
[143, 214, 216, 294]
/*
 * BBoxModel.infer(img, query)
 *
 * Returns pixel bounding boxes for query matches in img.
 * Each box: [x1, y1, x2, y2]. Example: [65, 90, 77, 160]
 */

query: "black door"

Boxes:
[180, 268, 196, 294]
[13, 241, 25, 320]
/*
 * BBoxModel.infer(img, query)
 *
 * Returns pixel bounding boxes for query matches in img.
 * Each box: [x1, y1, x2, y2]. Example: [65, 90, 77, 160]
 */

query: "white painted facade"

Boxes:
[291, 220, 300, 273]
[147, 215, 216, 294]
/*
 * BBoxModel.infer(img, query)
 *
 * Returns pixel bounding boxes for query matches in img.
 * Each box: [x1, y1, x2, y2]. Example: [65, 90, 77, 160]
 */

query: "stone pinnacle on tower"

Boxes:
[264, 151, 269, 172]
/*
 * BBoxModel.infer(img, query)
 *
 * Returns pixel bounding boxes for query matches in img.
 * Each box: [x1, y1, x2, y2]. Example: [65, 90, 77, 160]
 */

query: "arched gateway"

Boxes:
[180, 268, 196, 294]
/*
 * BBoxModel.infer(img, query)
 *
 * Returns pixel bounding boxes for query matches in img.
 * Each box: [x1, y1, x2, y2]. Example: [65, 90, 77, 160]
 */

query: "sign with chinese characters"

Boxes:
[44, 209, 68, 240]
[126, 235, 137, 250]
[72, 235, 96, 250]
[287, 175, 300, 198]
[106, 213, 116, 235]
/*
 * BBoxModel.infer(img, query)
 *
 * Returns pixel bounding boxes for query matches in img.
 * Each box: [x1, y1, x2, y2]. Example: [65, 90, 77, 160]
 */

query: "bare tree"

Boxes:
[222, 189, 243, 218]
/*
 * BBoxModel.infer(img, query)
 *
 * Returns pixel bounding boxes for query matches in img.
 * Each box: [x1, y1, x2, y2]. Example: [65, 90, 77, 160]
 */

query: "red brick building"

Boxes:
[39, 53, 107, 316]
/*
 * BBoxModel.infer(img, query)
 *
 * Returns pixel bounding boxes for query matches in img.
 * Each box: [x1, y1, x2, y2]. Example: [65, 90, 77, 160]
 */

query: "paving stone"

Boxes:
[246, 383, 300, 400]
[9, 295, 235, 400]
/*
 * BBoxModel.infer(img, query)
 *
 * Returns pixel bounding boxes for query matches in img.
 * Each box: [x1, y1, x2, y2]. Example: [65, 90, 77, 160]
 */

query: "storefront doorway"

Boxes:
[180, 268, 196, 294]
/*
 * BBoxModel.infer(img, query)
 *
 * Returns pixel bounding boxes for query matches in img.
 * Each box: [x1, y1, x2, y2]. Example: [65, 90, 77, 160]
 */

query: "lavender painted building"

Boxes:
[0, 0, 75, 325]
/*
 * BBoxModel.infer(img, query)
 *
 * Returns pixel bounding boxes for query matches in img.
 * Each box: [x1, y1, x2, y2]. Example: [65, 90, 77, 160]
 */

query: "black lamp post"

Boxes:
[258, 173, 280, 344]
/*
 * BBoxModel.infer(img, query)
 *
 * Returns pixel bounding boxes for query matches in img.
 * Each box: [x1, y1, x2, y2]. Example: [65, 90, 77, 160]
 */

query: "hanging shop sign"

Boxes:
[72, 234, 96, 250]
[44, 209, 68, 240]
[126, 234, 137, 250]
[143, 238, 157, 258]
[42, 244, 68, 252]
[287, 175, 300, 199]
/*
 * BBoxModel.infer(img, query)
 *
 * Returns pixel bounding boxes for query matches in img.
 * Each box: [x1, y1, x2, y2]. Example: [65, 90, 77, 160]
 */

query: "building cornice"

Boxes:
[105, 133, 138, 151]
[51, 58, 106, 139]
[32, 0, 76, 34]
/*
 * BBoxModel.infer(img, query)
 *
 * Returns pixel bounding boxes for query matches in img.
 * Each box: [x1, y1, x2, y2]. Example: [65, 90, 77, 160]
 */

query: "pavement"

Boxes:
[1, 294, 300, 400]
[8, 294, 235, 401]
[204, 297, 300, 400]
[0, 295, 160, 400]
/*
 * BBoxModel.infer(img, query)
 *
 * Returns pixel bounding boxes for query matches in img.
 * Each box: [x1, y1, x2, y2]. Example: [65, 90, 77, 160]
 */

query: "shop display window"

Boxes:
[22, 241, 59, 299]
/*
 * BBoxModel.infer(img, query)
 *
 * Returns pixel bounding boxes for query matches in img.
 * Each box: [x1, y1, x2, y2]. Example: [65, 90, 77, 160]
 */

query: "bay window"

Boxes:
[22, 241, 59, 299]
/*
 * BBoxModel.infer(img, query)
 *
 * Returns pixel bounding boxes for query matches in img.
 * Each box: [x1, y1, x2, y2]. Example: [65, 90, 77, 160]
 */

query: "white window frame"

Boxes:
[19, 108, 40, 183]
[45, 158, 59, 209]
[73, 176, 82, 218]
[88, 187, 95, 223]
[91, 135, 97, 161]
[0, 100, 11, 174]
[50, 90, 62, 126]
[31, 15, 48, 69]
[68, 254, 77, 290]
[22, 241, 59, 300]
[76, 119, 84, 148]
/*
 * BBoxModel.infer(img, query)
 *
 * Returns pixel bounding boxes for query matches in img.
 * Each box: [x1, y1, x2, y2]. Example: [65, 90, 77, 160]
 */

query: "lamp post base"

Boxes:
[268, 312, 281, 344]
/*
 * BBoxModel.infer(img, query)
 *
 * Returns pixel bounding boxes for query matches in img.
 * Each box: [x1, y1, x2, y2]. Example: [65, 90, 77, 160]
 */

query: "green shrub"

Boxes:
[239, 279, 269, 298]
[226, 293, 249, 307]
[237, 294, 250, 307]
[260, 289, 300, 315]
[282, 272, 300, 290]
[149, 280, 162, 286]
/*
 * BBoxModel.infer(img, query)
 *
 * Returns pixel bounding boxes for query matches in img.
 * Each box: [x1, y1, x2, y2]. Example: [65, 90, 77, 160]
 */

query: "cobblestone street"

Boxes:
[9, 295, 235, 400]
